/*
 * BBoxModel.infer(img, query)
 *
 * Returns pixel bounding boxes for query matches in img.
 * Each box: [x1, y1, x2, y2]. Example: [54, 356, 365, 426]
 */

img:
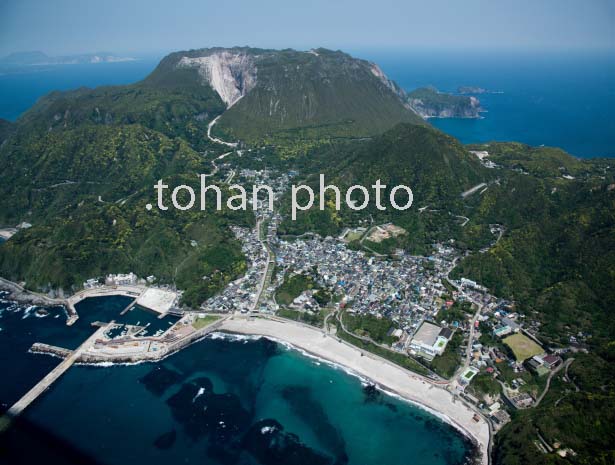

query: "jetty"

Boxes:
[0, 323, 110, 432]
[29, 343, 72, 358]
[120, 300, 137, 315]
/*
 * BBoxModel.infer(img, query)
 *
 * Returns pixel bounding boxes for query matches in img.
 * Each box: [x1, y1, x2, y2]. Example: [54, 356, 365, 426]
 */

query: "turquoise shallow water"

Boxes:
[0, 295, 473, 465]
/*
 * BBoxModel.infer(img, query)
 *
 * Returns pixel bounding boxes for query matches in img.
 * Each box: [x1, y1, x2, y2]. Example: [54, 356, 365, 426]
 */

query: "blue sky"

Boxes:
[0, 0, 613, 56]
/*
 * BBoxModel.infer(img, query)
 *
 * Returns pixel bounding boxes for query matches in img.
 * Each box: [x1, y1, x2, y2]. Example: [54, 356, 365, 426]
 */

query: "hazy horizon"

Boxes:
[1, 0, 613, 57]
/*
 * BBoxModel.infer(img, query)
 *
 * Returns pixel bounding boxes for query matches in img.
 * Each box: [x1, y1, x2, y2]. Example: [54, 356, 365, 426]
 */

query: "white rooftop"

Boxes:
[412, 322, 442, 347]
[136, 288, 177, 314]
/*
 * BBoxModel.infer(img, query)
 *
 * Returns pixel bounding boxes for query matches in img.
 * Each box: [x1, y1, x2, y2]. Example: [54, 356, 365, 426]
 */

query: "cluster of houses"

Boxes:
[273, 237, 462, 348]
[201, 225, 270, 313]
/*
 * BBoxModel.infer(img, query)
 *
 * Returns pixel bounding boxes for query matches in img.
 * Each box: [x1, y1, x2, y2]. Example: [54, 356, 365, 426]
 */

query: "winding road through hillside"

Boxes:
[207, 115, 238, 147]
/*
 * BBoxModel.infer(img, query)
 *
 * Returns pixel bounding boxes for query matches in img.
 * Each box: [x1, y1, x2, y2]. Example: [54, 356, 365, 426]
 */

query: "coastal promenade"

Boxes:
[0, 323, 110, 432]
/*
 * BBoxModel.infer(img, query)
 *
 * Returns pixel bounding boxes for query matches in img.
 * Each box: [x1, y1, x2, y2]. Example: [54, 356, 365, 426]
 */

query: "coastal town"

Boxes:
[0, 161, 583, 462]
[0, 2, 612, 461]
[0, 129, 595, 465]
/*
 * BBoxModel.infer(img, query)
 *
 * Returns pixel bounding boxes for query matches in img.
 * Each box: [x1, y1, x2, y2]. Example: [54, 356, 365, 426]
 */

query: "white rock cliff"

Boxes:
[177, 51, 257, 108]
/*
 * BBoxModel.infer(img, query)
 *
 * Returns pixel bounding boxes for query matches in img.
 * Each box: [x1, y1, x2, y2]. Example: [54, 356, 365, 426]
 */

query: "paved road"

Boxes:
[443, 265, 485, 384]
[461, 182, 487, 198]
[252, 219, 275, 311]
[462, 302, 484, 369]
[207, 115, 238, 148]
[534, 358, 574, 406]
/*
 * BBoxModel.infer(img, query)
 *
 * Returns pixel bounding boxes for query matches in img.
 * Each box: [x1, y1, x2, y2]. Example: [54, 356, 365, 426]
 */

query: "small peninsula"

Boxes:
[407, 87, 484, 118]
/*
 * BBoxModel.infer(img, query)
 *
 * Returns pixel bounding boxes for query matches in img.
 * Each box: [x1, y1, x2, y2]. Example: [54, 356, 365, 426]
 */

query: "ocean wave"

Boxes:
[192, 386, 206, 403]
[21, 305, 37, 319]
[215, 330, 481, 448]
[74, 359, 154, 368]
[207, 331, 264, 342]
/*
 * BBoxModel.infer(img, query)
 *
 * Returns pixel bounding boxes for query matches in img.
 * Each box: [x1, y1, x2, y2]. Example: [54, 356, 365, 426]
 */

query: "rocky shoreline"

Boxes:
[0, 277, 67, 308]
[406, 86, 484, 119]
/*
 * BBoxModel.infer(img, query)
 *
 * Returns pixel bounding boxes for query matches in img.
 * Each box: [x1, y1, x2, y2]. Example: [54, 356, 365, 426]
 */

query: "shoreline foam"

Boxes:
[218, 317, 490, 465]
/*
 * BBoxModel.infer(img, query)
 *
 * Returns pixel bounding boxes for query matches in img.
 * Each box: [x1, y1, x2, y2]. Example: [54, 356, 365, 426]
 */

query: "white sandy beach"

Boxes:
[220, 316, 490, 465]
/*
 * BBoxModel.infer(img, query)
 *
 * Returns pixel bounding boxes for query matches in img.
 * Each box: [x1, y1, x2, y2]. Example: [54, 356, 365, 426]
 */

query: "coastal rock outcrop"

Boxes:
[407, 87, 484, 118]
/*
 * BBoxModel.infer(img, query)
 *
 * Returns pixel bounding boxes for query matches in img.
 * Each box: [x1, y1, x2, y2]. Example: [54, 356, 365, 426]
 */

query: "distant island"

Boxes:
[0, 51, 135, 67]
[457, 86, 487, 94]
[406, 86, 484, 118]
[457, 86, 503, 95]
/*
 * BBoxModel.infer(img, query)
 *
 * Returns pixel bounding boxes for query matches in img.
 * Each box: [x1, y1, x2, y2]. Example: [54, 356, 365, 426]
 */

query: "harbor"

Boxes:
[0, 323, 111, 431]
[0, 307, 225, 429]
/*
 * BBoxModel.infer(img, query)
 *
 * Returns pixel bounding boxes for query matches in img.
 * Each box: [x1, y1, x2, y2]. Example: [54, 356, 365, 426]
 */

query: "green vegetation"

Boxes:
[277, 308, 328, 327]
[436, 300, 473, 324]
[213, 48, 425, 144]
[0, 118, 13, 144]
[0, 124, 213, 223]
[0, 195, 250, 305]
[495, 361, 547, 398]
[468, 142, 590, 178]
[275, 272, 318, 306]
[495, 353, 615, 465]
[192, 315, 221, 330]
[342, 312, 398, 345]
[362, 236, 403, 256]
[429, 331, 463, 378]
[470, 373, 501, 397]
[1, 47, 614, 464]
[451, 161, 615, 345]
[275, 130, 614, 464]
[0, 57, 249, 305]
[278, 123, 487, 254]
[19, 68, 226, 151]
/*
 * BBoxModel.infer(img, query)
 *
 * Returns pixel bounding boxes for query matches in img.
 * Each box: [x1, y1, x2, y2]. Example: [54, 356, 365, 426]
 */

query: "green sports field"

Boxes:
[503, 333, 543, 361]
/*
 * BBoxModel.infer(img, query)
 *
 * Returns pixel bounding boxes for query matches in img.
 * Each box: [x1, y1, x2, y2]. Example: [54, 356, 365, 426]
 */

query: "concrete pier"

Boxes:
[0, 324, 110, 431]
[29, 343, 72, 358]
[120, 301, 136, 315]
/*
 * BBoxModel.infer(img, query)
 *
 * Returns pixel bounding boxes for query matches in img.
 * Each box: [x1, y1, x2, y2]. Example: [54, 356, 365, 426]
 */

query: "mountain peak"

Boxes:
[148, 46, 423, 141]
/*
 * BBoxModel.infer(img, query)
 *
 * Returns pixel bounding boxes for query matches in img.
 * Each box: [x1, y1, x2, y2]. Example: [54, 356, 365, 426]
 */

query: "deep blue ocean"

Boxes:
[0, 294, 473, 465]
[0, 57, 163, 121]
[1, 50, 613, 157]
[363, 49, 615, 158]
